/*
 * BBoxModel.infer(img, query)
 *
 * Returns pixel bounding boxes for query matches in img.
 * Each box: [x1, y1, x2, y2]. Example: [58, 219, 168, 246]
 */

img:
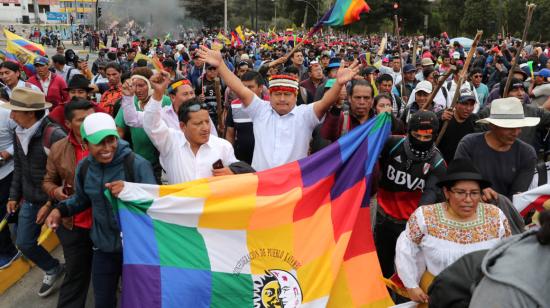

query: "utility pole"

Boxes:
[303, 5, 308, 29]
[95, 0, 99, 30]
[32, 0, 40, 24]
[224, 0, 228, 34]
[255, 0, 258, 33]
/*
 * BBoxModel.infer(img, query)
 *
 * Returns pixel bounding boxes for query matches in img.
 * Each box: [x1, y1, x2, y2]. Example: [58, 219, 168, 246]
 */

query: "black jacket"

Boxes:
[9, 117, 66, 204]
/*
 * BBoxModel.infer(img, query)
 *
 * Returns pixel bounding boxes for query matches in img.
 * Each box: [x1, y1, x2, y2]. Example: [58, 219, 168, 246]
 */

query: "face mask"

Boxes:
[408, 134, 434, 159]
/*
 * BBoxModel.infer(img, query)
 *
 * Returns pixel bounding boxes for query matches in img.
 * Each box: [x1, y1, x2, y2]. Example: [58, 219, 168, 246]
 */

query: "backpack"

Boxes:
[536, 161, 548, 186]
[41, 119, 64, 156]
[78, 152, 136, 190]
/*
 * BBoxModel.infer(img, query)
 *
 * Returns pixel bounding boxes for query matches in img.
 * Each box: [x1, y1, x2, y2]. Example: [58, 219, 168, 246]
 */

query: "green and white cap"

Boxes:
[80, 112, 119, 144]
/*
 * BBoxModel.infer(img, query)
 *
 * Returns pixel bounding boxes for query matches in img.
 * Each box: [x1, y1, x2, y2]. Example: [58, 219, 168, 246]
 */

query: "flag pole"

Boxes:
[502, 3, 536, 98]
[435, 30, 483, 146]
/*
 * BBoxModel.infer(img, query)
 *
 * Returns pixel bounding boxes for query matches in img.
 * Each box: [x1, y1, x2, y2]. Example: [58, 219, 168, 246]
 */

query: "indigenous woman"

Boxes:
[394, 159, 512, 304]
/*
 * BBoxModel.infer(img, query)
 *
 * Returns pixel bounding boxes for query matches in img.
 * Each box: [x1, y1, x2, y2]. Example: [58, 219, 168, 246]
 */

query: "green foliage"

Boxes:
[181, 0, 550, 41]
[460, 0, 497, 35]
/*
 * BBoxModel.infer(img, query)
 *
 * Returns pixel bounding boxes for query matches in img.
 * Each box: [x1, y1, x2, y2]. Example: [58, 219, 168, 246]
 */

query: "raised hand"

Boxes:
[197, 45, 223, 68]
[150, 71, 171, 95]
[122, 79, 135, 97]
[336, 60, 361, 86]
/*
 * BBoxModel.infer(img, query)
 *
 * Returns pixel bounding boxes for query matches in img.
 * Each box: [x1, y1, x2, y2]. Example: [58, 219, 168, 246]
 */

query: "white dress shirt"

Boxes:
[121, 95, 218, 136]
[0, 103, 16, 180]
[244, 95, 321, 171]
[5, 80, 41, 97]
[39, 72, 52, 95]
[143, 97, 237, 184]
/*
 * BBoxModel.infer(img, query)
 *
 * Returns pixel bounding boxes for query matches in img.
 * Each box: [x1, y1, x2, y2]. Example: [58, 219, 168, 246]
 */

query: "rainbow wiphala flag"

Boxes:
[113, 113, 394, 307]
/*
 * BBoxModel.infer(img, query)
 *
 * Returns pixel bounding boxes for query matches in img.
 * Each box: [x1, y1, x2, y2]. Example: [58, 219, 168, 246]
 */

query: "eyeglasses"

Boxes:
[449, 189, 481, 200]
[472, 75, 482, 78]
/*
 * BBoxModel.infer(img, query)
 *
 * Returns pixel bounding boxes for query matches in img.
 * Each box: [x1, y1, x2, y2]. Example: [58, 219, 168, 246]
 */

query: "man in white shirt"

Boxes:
[197, 45, 361, 171]
[121, 77, 218, 136]
[0, 62, 41, 97]
[143, 72, 238, 184]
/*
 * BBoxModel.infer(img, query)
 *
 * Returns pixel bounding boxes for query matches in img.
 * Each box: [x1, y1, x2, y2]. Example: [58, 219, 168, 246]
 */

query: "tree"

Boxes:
[182, 0, 224, 28]
[460, 0, 497, 36]
[438, 0, 465, 36]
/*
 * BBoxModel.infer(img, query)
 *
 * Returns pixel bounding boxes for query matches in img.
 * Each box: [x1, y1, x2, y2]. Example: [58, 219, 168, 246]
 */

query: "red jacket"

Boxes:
[28, 72, 69, 109]
[49, 102, 108, 132]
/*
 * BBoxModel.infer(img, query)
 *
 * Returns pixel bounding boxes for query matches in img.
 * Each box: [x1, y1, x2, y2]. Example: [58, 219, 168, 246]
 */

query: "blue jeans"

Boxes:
[92, 249, 122, 308]
[16, 200, 59, 272]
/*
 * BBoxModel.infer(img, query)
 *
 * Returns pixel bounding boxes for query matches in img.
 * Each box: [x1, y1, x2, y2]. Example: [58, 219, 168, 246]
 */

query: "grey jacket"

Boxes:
[9, 117, 66, 204]
[470, 230, 550, 308]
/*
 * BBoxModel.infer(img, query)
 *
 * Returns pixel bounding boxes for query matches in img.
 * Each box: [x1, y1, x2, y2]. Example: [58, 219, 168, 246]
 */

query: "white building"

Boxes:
[0, 0, 62, 24]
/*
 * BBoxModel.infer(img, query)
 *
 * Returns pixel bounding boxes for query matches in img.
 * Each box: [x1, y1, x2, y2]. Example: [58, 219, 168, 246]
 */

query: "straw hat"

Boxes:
[476, 97, 539, 128]
[0, 87, 51, 111]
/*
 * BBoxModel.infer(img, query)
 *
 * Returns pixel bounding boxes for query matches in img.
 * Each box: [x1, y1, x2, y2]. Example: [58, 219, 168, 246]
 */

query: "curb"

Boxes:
[0, 225, 59, 295]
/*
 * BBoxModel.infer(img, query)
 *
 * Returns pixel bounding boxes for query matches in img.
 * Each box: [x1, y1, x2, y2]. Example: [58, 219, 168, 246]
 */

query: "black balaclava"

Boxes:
[406, 110, 439, 160]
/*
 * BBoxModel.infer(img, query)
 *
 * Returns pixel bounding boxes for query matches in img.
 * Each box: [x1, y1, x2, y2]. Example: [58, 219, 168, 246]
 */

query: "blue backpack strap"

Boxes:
[389, 137, 406, 156]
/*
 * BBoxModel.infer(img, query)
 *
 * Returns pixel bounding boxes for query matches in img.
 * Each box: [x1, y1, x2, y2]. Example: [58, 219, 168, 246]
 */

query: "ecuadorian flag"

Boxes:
[112, 113, 394, 307]
[3, 29, 46, 62]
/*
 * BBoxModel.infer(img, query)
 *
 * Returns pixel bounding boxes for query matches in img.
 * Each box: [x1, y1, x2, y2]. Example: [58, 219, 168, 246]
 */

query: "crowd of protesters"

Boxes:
[1, 26, 550, 307]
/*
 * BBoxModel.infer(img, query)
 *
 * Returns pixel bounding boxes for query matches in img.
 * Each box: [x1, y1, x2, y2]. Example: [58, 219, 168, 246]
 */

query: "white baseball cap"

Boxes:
[80, 112, 119, 144]
[414, 80, 433, 94]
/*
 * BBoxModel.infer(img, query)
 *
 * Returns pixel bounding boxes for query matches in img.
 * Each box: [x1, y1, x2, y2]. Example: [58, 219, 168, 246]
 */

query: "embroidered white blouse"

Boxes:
[395, 202, 511, 288]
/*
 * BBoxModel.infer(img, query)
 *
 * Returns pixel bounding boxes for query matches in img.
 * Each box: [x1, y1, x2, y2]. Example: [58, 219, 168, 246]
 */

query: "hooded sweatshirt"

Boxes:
[470, 230, 550, 307]
[57, 140, 156, 252]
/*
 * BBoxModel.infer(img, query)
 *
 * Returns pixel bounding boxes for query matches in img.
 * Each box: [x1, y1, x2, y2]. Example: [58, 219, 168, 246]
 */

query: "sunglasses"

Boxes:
[472, 74, 482, 78]
[182, 103, 208, 113]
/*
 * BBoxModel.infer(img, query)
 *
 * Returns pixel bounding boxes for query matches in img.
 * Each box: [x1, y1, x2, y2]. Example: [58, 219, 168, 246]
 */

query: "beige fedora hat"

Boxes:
[476, 97, 540, 128]
[0, 87, 52, 111]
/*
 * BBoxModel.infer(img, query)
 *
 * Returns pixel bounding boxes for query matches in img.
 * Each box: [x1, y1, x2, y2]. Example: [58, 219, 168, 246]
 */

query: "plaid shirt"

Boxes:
[99, 84, 122, 116]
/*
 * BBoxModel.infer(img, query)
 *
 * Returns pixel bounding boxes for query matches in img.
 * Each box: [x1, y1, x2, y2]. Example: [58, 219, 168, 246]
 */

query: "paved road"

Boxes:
[0, 246, 94, 308]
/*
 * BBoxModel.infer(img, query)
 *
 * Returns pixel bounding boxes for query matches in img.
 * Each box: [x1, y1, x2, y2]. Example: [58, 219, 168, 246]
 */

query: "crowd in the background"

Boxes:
[1, 27, 550, 307]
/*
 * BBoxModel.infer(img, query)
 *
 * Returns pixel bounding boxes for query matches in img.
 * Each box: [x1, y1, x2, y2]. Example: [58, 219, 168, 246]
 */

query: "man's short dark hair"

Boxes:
[127, 48, 136, 54]
[105, 62, 122, 73]
[162, 58, 177, 69]
[469, 68, 483, 77]
[499, 77, 524, 97]
[290, 50, 303, 59]
[51, 54, 66, 65]
[284, 66, 300, 75]
[0, 61, 20, 72]
[107, 52, 117, 61]
[178, 98, 207, 123]
[241, 71, 264, 86]
[135, 59, 148, 68]
[377, 73, 393, 84]
[64, 97, 94, 121]
[132, 67, 153, 79]
[237, 61, 251, 69]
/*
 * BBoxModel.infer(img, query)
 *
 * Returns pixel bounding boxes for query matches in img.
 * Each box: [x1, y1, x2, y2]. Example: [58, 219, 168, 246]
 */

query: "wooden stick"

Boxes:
[394, 15, 405, 101]
[426, 66, 456, 107]
[411, 38, 418, 67]
[436, 30, 483, 146]
[214, 77, 223, 136]
[503, 3, 536, 98]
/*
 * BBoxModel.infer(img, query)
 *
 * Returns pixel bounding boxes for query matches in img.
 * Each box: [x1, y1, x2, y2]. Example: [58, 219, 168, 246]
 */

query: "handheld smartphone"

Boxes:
[62, 184, 74, 196]
[212, 159, 224, 170]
